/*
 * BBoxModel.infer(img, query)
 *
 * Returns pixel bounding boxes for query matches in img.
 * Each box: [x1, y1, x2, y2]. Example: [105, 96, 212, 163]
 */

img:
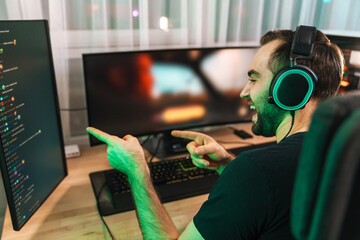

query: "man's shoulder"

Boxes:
[227, 132, 307, 181]
[236, 132, 307, 163]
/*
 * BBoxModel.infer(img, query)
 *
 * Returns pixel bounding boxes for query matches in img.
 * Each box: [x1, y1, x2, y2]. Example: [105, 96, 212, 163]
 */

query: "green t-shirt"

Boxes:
[194, 132, 306, 240]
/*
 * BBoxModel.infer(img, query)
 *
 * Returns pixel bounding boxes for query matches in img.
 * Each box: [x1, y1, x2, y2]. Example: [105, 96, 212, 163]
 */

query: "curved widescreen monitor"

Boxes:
[83, 47, 257, 146]
[0, 20, 67, 231]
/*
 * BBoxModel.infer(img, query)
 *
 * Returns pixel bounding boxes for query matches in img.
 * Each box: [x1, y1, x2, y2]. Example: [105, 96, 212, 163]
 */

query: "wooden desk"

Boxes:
[1, 123, 275, 240]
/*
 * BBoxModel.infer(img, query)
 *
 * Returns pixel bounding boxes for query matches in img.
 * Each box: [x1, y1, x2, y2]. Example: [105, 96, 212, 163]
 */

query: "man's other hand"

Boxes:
[86, 127, 149, 178]
[171, 130, 234, 171]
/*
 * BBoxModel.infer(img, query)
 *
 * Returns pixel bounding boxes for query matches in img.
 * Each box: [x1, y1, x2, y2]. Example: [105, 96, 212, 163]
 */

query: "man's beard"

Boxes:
[251, 103, 287, 137]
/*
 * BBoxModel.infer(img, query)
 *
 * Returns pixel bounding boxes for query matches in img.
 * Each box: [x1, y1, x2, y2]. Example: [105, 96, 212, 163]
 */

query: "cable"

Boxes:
[140, 135, 151, 146]
[95, 182, 116, 240]
[99, 213, 116, 240]
[283, 111, 295, 141]
[147, 135, 162, 163]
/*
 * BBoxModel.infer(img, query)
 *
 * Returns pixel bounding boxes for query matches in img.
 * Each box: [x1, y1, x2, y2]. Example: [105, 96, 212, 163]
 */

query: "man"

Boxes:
[87, 27, 344, 239]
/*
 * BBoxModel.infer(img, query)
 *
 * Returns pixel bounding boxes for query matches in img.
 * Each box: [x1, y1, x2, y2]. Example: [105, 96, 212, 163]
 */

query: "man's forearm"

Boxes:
[128, 172, 180, 240]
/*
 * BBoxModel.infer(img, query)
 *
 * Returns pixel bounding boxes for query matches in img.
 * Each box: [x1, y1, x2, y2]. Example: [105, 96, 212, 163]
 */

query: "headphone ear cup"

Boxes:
[270, 66, 316, 111]
[269, 68, 291, 100]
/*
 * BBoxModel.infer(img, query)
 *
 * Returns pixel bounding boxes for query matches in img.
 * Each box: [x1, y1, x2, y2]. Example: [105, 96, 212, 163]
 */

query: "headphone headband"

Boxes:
[290, 26, 317, 66]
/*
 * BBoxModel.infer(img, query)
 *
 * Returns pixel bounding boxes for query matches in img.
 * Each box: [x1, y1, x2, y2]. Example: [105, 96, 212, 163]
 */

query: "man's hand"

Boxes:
[171, 130, 235, 171]
[86, 127, 149, 178]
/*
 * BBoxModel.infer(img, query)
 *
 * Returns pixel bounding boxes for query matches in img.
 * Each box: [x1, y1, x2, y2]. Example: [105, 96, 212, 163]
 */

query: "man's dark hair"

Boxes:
[260, 29, 344, 101]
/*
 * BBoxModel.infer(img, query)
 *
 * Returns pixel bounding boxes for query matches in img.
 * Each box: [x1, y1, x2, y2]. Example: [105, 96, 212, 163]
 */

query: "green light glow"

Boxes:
[179, 162, 197, 171]
[273, 69, 314, 111]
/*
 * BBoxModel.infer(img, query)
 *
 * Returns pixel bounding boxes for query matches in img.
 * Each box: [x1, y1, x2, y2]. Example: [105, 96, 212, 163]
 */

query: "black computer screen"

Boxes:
[0, 20, 67, 231]
[83, 48, 256, 146]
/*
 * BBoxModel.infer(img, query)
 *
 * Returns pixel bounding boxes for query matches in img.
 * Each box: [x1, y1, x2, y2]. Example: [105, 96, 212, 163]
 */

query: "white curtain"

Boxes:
[0, 0, 359, 146]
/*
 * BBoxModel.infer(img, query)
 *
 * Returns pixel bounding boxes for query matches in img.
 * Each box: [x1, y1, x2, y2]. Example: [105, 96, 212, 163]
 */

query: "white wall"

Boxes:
[0, 0, 360, 147]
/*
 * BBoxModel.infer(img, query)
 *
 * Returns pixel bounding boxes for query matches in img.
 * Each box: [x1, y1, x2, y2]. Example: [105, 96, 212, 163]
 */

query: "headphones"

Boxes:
[268, 25, 318, 111]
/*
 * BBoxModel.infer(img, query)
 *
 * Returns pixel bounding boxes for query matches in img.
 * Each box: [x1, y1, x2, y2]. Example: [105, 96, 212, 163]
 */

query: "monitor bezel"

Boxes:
[0, 19, 67, 231]
[82, 46, 259, 146]
[327, 34, 360, 51]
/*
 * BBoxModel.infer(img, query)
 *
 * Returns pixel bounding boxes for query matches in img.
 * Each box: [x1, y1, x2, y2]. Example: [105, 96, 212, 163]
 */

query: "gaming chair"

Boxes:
[291, 90, 360, 240]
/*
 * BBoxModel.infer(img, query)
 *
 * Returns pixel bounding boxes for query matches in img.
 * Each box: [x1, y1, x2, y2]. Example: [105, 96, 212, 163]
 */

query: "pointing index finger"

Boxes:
[171, 130, 204, 144]
[86, 127, 113, 144]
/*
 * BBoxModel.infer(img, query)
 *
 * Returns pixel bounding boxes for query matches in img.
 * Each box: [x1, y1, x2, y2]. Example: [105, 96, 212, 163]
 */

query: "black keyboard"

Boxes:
[104, 155, 219, 211]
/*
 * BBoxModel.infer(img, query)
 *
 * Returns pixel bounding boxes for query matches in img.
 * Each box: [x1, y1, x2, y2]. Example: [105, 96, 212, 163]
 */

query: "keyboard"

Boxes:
[104, 155, 219, 211]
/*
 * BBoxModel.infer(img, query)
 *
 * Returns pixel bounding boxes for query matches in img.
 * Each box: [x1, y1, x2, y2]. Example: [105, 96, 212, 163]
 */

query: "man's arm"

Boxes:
[127, 169, 179, 239]
[87, 127, 204, 240]
[128, 171, 204, 240]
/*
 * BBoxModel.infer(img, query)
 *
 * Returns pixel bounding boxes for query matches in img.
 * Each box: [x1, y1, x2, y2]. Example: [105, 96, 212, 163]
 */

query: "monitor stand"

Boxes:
[142, 131, 191, 159]
[163, 131, 192, 154]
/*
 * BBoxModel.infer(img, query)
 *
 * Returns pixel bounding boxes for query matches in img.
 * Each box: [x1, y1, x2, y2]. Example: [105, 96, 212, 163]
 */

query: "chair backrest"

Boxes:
[317, 109, 360, 240]
[291, 90, 360, 240]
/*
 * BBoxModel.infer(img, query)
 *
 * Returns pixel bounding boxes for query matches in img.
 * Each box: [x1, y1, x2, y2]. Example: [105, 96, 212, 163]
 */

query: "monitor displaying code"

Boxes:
[0, 20, 67, 231]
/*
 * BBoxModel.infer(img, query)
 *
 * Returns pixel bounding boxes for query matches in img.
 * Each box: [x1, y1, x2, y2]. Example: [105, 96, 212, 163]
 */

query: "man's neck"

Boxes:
[275, 101, 318, 143]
